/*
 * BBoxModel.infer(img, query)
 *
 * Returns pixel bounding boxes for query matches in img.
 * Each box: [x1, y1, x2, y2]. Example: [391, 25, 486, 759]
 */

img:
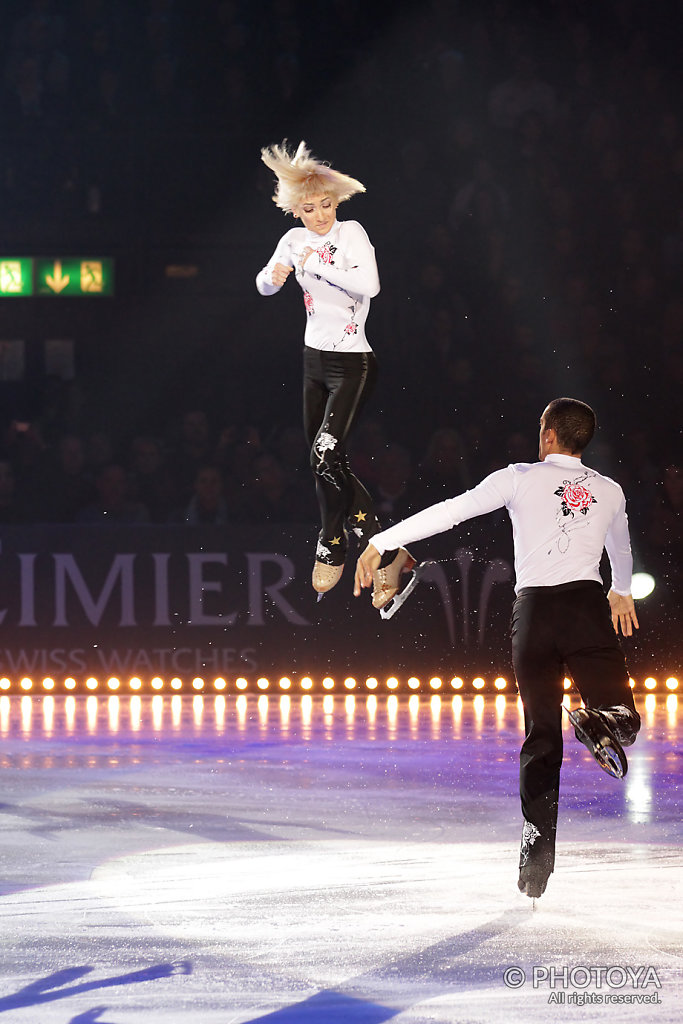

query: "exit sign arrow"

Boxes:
[45, 260, 70, 293]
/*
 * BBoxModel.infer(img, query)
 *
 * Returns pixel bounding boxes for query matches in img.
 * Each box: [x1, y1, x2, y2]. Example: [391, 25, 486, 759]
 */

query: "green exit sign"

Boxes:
[36, 258, 114, 296]
[0, 259, 33, 296]
[0, 257, 115, 297]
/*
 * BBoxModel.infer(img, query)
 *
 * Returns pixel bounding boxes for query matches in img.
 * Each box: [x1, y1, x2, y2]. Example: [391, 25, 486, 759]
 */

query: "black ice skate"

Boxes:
[379, 561, 438, 620]
[566, 706, 628, 779]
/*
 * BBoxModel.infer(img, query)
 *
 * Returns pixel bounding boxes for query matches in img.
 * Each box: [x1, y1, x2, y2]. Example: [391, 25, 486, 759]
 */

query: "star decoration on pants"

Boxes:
[330, 536, 342, 545]
[354, 511, 367, 522]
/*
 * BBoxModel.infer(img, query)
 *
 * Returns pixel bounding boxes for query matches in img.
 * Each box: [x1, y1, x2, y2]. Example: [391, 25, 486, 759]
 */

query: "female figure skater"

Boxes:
[256, 140, 412, 606]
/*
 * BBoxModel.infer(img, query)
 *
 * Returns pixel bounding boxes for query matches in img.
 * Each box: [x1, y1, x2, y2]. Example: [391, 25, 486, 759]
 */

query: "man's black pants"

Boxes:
[511, 580, 640, 871]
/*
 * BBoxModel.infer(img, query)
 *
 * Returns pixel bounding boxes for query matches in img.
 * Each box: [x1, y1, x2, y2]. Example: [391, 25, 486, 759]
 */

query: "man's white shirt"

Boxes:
[371, 454, 633, 594]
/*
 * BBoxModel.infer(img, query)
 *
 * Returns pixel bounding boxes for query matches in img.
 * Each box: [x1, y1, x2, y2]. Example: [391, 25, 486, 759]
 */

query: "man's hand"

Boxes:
[354, 543, 381, 597]
[271, 263, 293, 287]
[608, 589, 639, 637]
[299, 246, 315, 268]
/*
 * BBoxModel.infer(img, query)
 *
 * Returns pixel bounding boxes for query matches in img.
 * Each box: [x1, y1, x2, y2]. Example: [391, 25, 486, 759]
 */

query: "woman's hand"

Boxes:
[271, 263, 293, 287]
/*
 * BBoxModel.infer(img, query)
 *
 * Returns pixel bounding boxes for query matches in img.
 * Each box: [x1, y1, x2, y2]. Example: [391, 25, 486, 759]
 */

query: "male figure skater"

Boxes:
[354, 398, 641, 898]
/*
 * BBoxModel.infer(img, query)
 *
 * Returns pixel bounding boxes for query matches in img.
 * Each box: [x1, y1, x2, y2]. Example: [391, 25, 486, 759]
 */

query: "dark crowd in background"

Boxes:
[0, 0, 681, 630]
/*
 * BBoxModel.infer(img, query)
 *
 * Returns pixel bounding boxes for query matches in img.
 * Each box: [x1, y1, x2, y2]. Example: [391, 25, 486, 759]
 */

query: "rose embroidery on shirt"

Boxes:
[555, 480, 597, 517]
[343, 322, 357, 335]
[303, 290, 314, 315]
[315, 241, 337, 265]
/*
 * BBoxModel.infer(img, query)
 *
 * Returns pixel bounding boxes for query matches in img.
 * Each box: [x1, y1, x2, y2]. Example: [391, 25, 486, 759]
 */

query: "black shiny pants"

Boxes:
[302, 346, 394, 566]
[511, 580, 640, 871]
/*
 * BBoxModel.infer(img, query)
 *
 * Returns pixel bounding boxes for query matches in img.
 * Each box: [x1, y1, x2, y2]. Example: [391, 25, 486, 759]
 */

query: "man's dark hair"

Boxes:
[544, 398, 596, 454]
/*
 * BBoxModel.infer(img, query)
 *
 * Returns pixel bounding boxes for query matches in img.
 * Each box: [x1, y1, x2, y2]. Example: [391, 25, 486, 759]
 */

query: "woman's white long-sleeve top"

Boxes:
[255, 219, 380, 353]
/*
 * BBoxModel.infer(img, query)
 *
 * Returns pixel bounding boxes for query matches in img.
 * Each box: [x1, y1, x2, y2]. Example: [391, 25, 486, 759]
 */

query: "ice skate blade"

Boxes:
[379, 561, 437, 620]
[566, 708, 628, 778]
[594, 742, 627, 779]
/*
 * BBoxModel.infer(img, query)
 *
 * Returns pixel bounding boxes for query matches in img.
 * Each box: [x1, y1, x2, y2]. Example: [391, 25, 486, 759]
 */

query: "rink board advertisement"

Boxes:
[0, 525, 668, 680]
[0, 525, 523, 681]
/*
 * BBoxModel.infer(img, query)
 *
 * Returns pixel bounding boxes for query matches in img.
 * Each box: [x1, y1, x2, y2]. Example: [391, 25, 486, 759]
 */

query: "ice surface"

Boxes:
[0, 693, 681, 1022]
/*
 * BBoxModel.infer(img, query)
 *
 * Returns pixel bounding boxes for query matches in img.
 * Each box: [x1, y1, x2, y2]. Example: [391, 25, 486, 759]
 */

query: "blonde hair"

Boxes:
[260, 140, 366, 215]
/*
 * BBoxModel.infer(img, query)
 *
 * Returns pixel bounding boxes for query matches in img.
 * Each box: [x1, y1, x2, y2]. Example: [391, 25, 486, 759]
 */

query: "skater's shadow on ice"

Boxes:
[0, 961, 191, 1013]
[368, 906, 530, 989]
[245, 992, 397, 1022]
[244, 908, 529, 1022]
[68, 1008, 120, 1023]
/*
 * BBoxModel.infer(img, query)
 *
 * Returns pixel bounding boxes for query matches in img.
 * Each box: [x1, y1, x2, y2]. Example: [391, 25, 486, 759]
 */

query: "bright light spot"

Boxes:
[472, 677, 485, 690]
[279, 677, 291, 690]
[322, 677, 334, 690]
[192, 678, 205, 690]
[107, 677, 120, 690]
[86, 677, 98, 690]
[644, 677, 657, 690]
[171, 678, 182, 690]
[301, 677, 313, 690]
[408, 677, 420, 689]
[386, 677, 399, 689]
[665, 677, 679, 690]
[214, 677, 227, 690]
[151, 677, 163, 690]
[130, 677, 142, 690]
[494, 677, 507, 690]
[451, 677, 464, 690]
[631, 572, 655, 599]
[344, 677, 356, 689]
[236, 677, 248, 690]
[429, 677, 442, 689]
[65, 678, 76, 690]
[625, 773, 652, 823]
[366, 677, 378, 690]
[20, 678, 33, 691]
[0, 678, 10, 690]
[257, 677, 269, 690]
[563, 677, 572, 690]
[42, 678, 55, 690]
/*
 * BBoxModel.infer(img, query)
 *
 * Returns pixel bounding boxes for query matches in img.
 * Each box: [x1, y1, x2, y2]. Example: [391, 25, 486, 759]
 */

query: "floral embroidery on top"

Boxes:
[344, 322, 358, 335]
[555, 480, 597, 517]
[315, 241, 337, 265]
[303, 290, 314, 316]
